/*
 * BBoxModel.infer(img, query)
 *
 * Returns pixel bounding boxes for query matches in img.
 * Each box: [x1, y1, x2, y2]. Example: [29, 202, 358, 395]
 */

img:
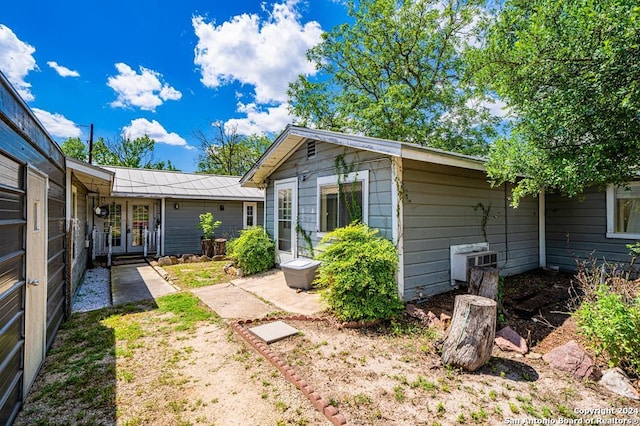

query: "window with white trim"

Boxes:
[606, 183, 640, 238]
[317, 171, 369, 234]
[243, 202, 258, 229]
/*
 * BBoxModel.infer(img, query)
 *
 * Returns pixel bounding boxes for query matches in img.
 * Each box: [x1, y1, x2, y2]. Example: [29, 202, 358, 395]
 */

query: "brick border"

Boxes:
[231, 315, 348, 426]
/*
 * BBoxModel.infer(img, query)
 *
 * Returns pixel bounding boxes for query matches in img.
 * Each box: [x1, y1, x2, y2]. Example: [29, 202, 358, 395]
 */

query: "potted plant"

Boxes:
[198, 212, 222, 257]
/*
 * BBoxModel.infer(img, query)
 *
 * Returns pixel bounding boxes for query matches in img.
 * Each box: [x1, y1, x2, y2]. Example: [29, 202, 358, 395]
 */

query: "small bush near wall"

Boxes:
[315, 222, 403, 322]
[227, 227, 275, 275]
[574, 258, 640, 378]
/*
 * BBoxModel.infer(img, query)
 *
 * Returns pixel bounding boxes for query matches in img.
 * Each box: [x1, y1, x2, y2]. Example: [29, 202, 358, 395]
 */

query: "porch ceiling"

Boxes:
[66, 158, 114, 195]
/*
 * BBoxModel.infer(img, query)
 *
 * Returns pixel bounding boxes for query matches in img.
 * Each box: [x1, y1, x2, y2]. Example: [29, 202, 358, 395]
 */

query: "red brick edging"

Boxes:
[231, 315, 348, 426]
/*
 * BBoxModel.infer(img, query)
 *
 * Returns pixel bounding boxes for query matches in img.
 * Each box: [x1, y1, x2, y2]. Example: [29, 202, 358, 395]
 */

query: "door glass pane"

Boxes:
[104, 203, 122, 246]
[131, 205, 149, 246]
[278, 188, 292, 251]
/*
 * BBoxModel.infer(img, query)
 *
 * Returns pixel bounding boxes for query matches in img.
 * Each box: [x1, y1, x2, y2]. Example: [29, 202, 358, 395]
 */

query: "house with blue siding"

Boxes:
[241, 126, 544, 301]
[65, 162, 264, 292]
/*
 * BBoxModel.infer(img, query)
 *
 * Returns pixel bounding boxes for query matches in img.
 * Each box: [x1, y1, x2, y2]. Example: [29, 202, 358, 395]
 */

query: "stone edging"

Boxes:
[231, 315, 348, 426]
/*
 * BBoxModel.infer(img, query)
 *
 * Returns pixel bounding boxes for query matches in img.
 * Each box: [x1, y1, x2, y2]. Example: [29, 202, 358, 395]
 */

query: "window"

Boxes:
[243, 202, 258, 229]
[317, 171, 369, 234]
[607, 183, 640, 238]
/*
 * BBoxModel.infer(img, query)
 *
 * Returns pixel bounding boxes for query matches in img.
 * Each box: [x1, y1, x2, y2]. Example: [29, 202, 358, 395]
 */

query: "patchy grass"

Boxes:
[163, 260, 230, 289]
[155, 292, 218, 331]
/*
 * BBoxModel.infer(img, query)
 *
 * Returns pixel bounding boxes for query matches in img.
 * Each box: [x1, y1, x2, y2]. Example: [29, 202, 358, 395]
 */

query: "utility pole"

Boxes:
[88, 123, 94, 164]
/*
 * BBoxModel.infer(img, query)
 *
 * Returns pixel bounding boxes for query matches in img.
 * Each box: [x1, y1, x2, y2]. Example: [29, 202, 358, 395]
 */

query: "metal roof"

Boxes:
[103, 167, 264, 201]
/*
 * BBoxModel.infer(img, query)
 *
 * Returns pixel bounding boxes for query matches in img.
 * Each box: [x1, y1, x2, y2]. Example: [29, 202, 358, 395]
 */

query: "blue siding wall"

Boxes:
[265, 140, 394, 258]
[402, 160, 540, 300]
[546, 188, 636, 271]
[164, 199, 264, 255]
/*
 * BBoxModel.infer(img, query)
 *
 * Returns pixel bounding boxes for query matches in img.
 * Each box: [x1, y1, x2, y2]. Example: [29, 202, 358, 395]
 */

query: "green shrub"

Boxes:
[315, 222, 403, 322]
[227, 227, 275, 275]
[198, 212, 222, 239]
[575, 285, 640, 377]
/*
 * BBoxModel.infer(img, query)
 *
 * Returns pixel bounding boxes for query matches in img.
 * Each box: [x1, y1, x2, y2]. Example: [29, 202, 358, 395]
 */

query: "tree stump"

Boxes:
[214, 238, 226, 256]
[201, 239, 213, 257]
[468, 267, 499, 301]
[441, 294, 497, 371]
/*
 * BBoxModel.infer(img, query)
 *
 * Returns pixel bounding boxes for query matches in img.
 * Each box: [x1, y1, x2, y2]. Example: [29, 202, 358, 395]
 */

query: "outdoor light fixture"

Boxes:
[174, 203, 180, 209]
[219, 205, 224, 211]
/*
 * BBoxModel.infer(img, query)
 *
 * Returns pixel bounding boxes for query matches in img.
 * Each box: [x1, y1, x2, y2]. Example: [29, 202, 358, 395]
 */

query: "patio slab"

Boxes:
[191, 284, 274, 319]
[111, 263, 177, 305]
[248, 321, 300, 344]
[233, 270, 324, 316]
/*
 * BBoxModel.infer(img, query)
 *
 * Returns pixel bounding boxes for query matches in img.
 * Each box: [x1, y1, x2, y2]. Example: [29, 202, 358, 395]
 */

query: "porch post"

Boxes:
[107, 225, 112, 267]
[92, 226, 97, 261]
[160, 198, 166, 256]
[156, 225, 161, 256]
[143, 226, 148, 258]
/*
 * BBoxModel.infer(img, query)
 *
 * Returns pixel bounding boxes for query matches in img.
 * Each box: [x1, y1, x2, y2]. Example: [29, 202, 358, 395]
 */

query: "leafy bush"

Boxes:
[573, 257, 640, 378]
[198, 212, 222, 239]
[227, 227, 275, 275]
[315, 222, 403, 322]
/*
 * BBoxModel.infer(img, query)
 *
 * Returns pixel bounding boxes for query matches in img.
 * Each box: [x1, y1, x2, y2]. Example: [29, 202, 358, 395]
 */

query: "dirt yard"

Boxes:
[15, 270, 640, 426]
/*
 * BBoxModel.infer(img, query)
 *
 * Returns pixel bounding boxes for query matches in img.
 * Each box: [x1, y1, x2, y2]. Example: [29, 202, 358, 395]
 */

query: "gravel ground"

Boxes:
[71, 267, 111, 313]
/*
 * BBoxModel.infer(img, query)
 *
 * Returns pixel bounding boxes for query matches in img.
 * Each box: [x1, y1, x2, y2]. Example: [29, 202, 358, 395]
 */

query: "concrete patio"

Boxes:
[111, 262, 324, 320]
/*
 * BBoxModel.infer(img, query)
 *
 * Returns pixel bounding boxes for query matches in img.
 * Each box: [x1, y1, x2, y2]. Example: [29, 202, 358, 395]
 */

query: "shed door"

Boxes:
[274, 179, 297, 264]
[24, 168, 48, 396]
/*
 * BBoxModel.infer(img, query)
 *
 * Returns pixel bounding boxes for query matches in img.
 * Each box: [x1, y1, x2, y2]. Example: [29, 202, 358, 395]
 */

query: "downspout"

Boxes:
[539, 190, 546, 268]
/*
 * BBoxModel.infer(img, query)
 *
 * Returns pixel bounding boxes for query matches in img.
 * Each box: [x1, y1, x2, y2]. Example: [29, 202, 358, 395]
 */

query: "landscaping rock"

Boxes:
[157, 256, 178, 267]
[542, 340, 600, 381]
[494, 326, 528, 354]
[599, 368, 640, 400]
[406, 304, 441, 328]
[212, 255, 225, 261]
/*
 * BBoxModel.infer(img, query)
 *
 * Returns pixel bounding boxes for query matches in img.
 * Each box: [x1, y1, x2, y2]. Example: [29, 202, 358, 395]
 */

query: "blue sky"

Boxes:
[1, 0, 347, 172]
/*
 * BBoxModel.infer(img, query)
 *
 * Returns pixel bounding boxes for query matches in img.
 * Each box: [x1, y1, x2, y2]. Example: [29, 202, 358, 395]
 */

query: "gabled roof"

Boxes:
[103, 166, 264, 201]
[240, 125, 486, 188]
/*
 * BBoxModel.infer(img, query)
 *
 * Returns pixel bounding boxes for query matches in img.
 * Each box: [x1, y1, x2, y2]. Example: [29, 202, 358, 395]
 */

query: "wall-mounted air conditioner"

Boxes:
[450, 243, 497, 285]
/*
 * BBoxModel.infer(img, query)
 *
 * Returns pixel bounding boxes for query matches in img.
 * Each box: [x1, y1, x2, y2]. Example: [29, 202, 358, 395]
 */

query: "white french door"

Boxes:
[127, 203, 151, 252]
[274, 178, 297, 264]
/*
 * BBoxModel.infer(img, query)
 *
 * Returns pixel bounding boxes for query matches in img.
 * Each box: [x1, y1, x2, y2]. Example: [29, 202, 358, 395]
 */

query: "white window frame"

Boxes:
[243, 201, 258, 229]
[316, 170, 369, 236]
[606, 183, 640, 239]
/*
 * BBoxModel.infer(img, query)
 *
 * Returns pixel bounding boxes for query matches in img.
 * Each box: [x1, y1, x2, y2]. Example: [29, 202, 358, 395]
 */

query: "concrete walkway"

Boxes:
[193, 270, 323, 320]
[111, 263, 177, 305]
[111, 262, 324, 320]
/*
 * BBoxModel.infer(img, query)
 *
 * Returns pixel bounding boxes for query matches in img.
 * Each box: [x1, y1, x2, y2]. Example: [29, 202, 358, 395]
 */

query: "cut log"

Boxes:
[214, 238, 227, 256]
[201, 239, 213, 257]
[468, 267, 499, 301]
[441, 295, 497, 371]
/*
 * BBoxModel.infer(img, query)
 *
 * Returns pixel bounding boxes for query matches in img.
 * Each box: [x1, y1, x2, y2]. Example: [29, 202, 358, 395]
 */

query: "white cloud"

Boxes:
[47, 61, 80, 77]
[32, 108, 81, 138]
[123, 118, 191, 148]
[0, 24, 37, 101]
[107, 63, 182, 111]
[192, 0, 323, 104]
[225, 102, 293, 135]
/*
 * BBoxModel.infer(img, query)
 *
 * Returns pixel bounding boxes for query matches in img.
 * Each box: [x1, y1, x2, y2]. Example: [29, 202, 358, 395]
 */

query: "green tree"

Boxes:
[288, 0, 496, 155]
[475, 0, 640, 204]
[93, 135, 177, 170]
[196, 121, 271, 176]
[60, 137, 88, 161]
